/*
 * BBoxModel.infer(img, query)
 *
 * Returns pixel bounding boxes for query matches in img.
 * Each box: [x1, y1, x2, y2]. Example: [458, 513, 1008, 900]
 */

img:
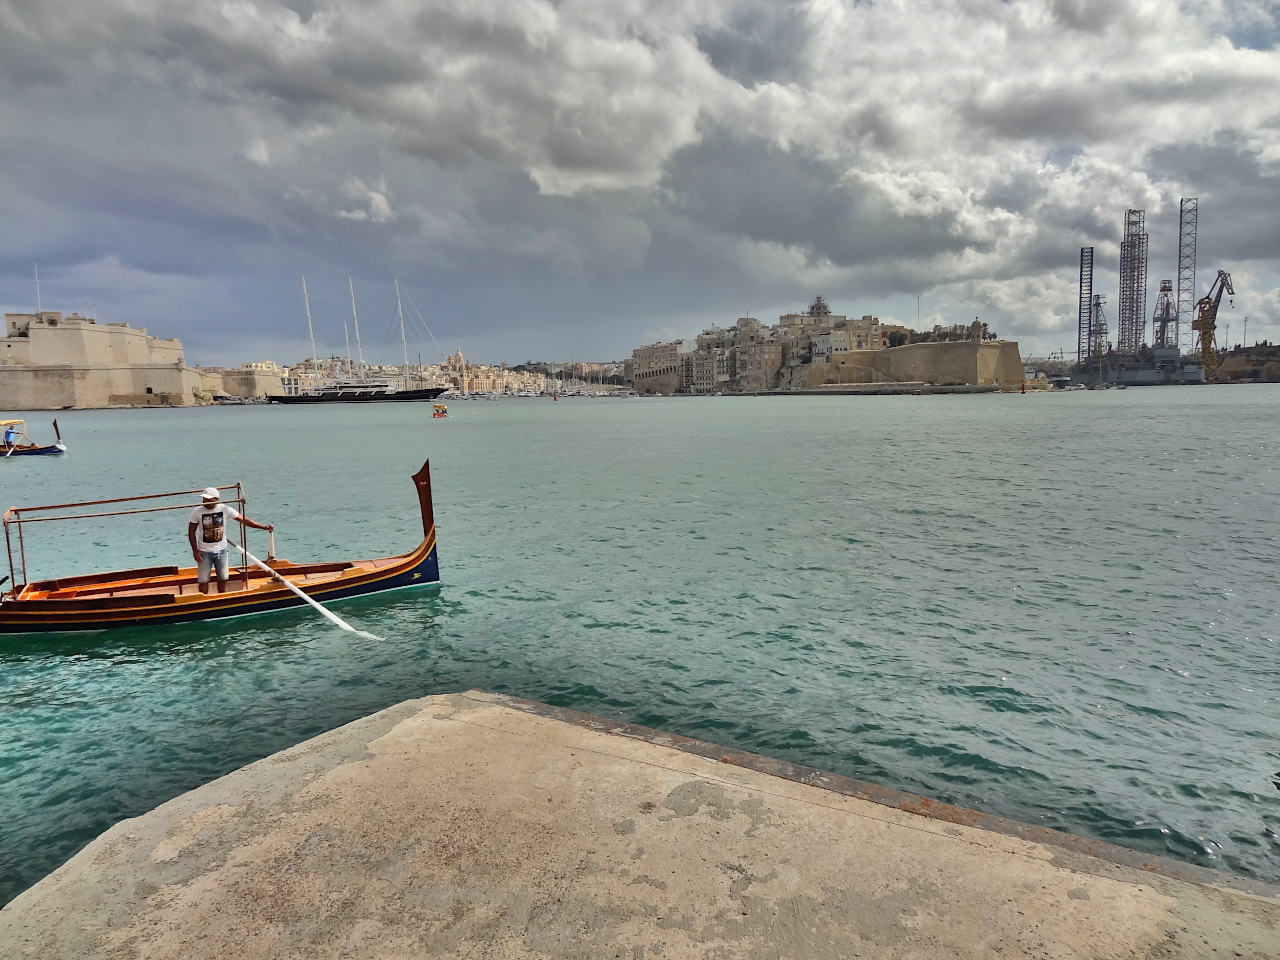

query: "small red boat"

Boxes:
[0, 461, 440, 634]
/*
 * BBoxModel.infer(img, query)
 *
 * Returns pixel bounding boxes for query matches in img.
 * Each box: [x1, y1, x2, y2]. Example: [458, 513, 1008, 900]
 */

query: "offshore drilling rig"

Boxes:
[1074, 198, 1233, 385]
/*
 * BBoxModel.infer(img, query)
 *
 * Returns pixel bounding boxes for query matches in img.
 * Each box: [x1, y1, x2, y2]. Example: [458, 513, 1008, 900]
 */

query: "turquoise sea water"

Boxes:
[1, 388, 1277, 905]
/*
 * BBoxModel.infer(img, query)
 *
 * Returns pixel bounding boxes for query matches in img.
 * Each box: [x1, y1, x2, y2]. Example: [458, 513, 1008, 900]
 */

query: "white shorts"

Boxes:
[196, 549, 230, 584]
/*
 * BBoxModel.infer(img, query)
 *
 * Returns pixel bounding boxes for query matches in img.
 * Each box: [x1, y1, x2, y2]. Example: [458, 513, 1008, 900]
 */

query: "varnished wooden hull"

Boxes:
[1, 460, 440, 635]
[3, 444, 66, 457]
[0, 535, 438, 634]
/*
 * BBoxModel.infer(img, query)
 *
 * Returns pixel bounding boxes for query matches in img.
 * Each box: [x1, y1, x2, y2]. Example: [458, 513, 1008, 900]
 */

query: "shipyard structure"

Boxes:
[627, 297, 1024, 395]
[1073, 198, 1247, 386]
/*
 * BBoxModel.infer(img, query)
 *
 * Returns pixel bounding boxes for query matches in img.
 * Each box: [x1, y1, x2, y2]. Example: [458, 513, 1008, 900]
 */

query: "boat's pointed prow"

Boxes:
[412, 460, 434, 540]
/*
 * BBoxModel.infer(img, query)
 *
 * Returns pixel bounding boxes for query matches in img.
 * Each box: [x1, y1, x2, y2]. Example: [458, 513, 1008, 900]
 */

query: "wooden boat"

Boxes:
[0, 461, 440, 634]
[2, 419, 66, 457]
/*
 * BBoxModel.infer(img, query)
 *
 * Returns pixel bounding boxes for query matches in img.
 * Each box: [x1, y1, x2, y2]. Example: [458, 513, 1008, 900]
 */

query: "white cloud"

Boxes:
[337, 177, 396, 223]
[244, 137, 272, 167]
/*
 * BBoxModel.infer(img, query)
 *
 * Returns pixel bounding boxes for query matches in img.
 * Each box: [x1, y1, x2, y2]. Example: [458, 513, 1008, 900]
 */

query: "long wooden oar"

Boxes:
[230, 541, 379, 639]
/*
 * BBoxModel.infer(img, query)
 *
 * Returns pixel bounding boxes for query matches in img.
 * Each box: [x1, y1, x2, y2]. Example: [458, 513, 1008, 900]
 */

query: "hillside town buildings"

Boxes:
[438, 350, 549, 394]
[626, 297, 1024, 393]
[281, 351, 557, 396]
[629, 297, 884, 394]
[2, 298, 1026, 410]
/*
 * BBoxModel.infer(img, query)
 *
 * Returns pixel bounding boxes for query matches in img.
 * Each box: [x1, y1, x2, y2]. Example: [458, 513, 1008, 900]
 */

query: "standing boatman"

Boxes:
[188, 487, 273, 594]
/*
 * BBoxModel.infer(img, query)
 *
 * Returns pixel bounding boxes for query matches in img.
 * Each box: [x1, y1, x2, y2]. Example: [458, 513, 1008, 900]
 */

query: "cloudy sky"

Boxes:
[2, 0, 1278, 366]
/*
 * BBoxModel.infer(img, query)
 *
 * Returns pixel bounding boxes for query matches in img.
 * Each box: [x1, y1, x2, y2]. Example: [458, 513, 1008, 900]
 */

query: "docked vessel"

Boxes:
[269, 276, 450, 404]
[1, 419, 66, 457]
[1073, 347, 1206, 387]
[0, 461, 440, 633]
[270, 383, 447, 403]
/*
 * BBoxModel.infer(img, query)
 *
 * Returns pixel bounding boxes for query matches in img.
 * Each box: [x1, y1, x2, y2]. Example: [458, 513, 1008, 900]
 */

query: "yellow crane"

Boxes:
[1191, 269, 1234, 380]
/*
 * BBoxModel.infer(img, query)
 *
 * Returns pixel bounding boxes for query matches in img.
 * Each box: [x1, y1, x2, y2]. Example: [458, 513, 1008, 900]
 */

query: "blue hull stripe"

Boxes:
[4, 446, 65, 457]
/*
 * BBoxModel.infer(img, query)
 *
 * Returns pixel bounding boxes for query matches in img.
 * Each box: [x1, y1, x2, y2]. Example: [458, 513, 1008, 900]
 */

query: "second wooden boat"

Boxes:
[1, 419, 66, 457]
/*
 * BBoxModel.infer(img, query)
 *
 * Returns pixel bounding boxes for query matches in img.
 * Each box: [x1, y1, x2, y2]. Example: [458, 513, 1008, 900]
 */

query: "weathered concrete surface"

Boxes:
[3, 690, 1276, 959]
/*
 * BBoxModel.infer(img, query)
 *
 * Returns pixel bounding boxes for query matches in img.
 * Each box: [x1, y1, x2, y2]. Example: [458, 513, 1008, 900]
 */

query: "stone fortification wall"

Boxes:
[0, 364, 205, 409]
[219, 370, 284, 398]
[1219, 346, 1280, 382]
[821, 340, 1023, 388]
[3, 313, 184, 366]
[973, 341, 1025, 385]
[1, 312, 206, 408]
[824, 352, 889, 385]
[779, 361, 855, 391]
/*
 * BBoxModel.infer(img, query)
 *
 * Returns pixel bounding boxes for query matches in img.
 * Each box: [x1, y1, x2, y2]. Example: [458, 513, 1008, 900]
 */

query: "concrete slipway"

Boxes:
[2, 690, 1276, 959]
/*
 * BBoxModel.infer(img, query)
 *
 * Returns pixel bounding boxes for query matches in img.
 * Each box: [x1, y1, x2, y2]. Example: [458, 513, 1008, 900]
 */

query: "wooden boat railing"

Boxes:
[2, 482, 264, 595]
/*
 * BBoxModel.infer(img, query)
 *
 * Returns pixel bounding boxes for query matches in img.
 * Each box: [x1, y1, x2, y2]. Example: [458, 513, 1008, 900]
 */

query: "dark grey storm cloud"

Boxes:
[693, 4, 815, 87]
[1, 0, 1278, 364]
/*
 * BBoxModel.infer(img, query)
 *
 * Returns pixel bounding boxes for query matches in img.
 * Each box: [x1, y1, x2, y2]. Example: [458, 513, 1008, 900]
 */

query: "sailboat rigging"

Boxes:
[270, 277, 448, 404]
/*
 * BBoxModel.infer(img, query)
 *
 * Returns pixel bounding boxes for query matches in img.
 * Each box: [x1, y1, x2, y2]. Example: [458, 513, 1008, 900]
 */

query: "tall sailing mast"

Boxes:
[301, 276, 320, 371]
[347, 276, 366, 381]
[394, 277, 410, 388]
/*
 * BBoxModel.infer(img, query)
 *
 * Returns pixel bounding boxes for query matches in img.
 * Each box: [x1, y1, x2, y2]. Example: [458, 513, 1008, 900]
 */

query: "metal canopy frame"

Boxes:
[3, 484, 249, 593]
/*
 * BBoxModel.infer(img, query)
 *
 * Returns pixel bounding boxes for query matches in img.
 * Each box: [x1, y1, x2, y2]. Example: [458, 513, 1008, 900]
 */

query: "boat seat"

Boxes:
[270, 561, 355, 574]
[42, 566, 181, 591]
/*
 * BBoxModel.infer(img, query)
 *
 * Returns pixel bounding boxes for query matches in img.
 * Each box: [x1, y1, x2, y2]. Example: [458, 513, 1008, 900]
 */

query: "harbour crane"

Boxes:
[1191, 269, 1234, 380]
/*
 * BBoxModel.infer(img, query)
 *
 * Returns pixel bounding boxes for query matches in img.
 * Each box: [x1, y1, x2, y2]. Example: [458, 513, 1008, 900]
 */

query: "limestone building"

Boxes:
[630, 340, 682, 394]
[0, 311, 207, 409]
[193, 363, 286, 399]
[436, 350, 549, 394]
